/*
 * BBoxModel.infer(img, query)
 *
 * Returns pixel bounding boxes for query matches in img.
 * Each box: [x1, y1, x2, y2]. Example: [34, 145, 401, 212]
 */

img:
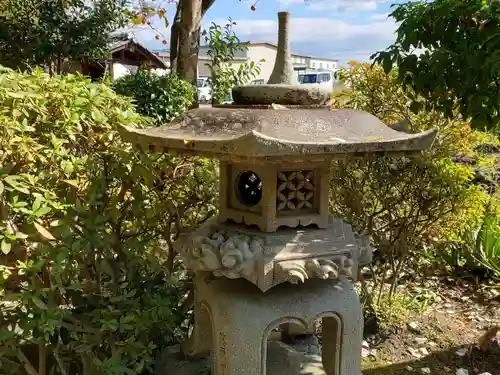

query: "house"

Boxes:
[233, 41, 338, 83]
[76, 30, 168, 80]
[153, 41, 338, 83]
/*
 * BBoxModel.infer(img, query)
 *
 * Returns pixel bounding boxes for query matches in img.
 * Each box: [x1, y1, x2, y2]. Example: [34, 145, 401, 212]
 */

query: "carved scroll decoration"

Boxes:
[188, 231, 265, 279]
[274, 255, 356, 285]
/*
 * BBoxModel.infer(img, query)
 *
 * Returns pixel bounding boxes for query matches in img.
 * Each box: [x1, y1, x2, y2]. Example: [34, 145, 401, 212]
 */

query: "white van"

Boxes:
[197, 77, 212, 104]
[298, 71, 338, 91]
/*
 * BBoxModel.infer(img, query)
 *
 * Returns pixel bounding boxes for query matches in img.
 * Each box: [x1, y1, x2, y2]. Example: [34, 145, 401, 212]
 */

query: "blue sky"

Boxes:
[134, 0, 404, 66]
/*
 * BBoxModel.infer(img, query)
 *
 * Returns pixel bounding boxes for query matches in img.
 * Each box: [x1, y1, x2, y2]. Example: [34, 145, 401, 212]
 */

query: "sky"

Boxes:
[133, 0, 406, 66]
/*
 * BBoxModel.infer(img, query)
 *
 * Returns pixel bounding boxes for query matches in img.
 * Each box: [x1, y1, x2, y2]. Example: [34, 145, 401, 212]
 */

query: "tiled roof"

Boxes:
[108, 30, 167, 69]
[242, 41, 338, 62]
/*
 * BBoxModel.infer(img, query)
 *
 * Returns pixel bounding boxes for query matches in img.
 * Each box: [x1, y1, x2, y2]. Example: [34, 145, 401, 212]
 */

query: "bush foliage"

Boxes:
[202, 20, 263, 104]
[0, 67, 217, 375]
[1, 60, 498, 375]
[0, 0, 127, 74]
[331, 62, 492, 303]
[373, 0, 500, 129]
[114, 69, 194, 125]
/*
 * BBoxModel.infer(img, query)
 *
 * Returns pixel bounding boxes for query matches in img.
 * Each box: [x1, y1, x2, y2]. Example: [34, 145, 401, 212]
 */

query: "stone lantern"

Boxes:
[120, 12, 436, 375]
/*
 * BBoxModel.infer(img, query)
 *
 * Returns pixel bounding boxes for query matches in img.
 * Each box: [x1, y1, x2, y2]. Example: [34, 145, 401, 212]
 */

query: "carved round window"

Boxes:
[236, 171, 263, 206]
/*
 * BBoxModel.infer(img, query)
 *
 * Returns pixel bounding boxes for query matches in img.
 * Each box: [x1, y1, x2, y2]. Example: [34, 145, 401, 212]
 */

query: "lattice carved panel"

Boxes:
[277, 171, 315, 211]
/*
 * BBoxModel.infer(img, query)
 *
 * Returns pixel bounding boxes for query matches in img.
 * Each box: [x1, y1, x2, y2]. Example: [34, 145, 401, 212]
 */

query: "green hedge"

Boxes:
[0, 62, 496, 375]
[331, 62, 493, 301]
[0, 67, 217, 375]
[114, 69, 194, 125]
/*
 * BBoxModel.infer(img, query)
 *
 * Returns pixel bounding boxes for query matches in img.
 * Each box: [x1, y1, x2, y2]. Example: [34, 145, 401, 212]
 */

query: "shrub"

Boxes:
[460, 210, 500, 280]
[114, 69, 194, 125]
[202, 20, 264, 104]
[0, 67, 217, 375]
[330, 62, 492, 304]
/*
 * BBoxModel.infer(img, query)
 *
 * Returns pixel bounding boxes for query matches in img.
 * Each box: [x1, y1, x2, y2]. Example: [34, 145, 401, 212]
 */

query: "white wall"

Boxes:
[246, 45, 278, 82]
[112, 63, 138, 80]
[291, 55, 307, 66]
[309, 58, 337, 71]
[111, 63, 169, 80]
[246, 45, 337, 81]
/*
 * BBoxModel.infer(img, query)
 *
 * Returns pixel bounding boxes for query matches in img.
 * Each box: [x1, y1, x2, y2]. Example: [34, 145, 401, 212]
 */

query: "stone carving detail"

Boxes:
[189, 231, 266, 278]
[277, 171, 315, 211]
[275, 255, 355, 285]
[174, 217, 367, 289]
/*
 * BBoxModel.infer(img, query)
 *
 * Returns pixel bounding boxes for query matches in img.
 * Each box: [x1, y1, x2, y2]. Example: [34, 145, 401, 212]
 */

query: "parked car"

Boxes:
[298, 71, 339, 92]
[197, 77, 211, 104]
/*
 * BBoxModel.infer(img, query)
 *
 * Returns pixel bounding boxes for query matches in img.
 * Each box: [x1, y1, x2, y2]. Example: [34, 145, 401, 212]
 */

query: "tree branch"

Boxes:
[38, 342, 46, 375]
[202, 0, 215, 14]
[53, 335, 68, 375]
[16, 348, 39, 375]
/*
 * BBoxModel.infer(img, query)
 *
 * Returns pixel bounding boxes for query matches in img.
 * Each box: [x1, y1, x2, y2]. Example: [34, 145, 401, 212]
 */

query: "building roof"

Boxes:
[243, 41, 339, 62]
[151, 41, 338, 64]
[109, 31, 167, 69]
[154, 50, 246, 62]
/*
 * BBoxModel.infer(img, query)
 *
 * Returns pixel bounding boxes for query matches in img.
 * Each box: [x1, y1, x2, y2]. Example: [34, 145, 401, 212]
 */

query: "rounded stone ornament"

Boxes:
[232, 84, 332, 106]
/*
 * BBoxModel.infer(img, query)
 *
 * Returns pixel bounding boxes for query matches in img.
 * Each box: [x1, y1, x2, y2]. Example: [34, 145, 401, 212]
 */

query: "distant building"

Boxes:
[233, 41, 338, 83]
[153, 41, 338, 83]
[66, 30, 167, 80]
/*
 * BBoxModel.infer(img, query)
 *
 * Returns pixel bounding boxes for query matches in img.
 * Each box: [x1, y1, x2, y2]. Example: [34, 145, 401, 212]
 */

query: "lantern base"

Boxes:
[156, 339, 331, 375]
[175, 272, 363, 375]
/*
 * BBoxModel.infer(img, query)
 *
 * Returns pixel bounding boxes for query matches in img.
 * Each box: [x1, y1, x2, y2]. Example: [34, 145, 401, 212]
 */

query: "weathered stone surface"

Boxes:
[123, 11, 436, 375]
[175, 215, 372, 291]
[267, 12, 298, 85]
[155, 339, 326, 375]
[231, 84, 331, 106]
[184, 275, 363, 375]
[120, 107, 436, 160]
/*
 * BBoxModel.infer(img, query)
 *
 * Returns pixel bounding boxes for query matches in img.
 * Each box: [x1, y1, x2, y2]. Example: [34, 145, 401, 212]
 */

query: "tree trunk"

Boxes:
[177, 0, 202, 107]
[170, 0, 182, 73]
[172, 0, 215, 108]
[57, 55, 63, 75]
[201, 0, 215, 19]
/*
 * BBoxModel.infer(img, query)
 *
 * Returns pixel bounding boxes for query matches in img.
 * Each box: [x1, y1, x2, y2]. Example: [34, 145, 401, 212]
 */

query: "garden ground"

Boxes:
[361, 279, 500, 375]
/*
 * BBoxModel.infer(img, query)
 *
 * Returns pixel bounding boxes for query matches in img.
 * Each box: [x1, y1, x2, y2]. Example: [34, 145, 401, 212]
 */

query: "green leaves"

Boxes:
[373, 0, 500, 130]
[470, 213, 500, 279]
[34, 222, 55, 241]
[0, 67, 218, 375]
[3, 175, 30, 195]
[60, 159, 74, 174]
[31, 296, 48, 310]
[1, 239, 11, 255]
[0, 0, 127, 74]
[202, 20, 263, 104]
[114, 70, 194, 125]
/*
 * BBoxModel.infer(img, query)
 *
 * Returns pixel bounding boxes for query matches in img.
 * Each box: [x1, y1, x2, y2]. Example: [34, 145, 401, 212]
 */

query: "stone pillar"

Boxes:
[267, 12, 298, 85]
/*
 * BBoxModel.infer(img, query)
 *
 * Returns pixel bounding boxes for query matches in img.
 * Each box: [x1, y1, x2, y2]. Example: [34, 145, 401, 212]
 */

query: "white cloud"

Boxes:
[279, 0, 391, 13]
[370, 12, 389, 20]
[277, 0, 306, 5]
[214, 16, 397, 64]
[134, 11, 398, 66]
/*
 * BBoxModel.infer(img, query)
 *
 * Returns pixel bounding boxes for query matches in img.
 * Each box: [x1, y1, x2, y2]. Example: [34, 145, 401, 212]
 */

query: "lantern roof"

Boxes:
[119, 106, 436, 160]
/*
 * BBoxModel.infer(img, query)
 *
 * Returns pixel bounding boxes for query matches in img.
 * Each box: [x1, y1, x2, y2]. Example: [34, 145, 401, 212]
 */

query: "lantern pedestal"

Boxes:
[173, 214, 371, 375]
[185, 273, 363, 375]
